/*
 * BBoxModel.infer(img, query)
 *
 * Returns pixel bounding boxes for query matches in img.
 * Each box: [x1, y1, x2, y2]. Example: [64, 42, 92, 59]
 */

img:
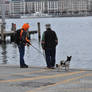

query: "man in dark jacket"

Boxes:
[41, 24, 58, 69]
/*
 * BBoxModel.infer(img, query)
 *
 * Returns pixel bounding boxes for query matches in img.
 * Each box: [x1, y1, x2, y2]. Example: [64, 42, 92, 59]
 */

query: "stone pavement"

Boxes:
[0, 64, 92, 92]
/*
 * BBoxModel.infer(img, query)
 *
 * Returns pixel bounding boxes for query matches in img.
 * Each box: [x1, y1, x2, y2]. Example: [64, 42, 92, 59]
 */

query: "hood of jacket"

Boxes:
[22, 23, 30, 31]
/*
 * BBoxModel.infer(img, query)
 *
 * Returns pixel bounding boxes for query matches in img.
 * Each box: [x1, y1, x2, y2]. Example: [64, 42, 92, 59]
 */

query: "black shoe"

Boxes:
[24, 64, 28, 67]
[20, 66, 25, 68]
[24, 64, 28, 68]
[46, 66, 55, 69]
[50, 67, 55, 69]
[47, 66, 51, 69]
[20, 64, 28, 68]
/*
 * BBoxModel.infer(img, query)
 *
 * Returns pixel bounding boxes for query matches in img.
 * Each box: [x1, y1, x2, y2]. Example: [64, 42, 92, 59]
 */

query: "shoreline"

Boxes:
[0, 15, 92, 19]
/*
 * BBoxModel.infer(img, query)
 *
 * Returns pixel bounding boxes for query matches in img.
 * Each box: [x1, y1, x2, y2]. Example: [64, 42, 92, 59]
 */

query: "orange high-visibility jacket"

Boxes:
[20, 23, 30, 45]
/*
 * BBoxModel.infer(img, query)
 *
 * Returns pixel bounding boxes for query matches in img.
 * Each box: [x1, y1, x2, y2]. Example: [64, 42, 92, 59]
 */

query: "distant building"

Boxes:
[1, 0, 92, 18]
[25, 0, 60, 15]
[0, 0, 8, 17]
[0, 0, 11, 17]
[5, 1, 10, 16]
[24, 0, 92, 16]
[58, 0, 89, 15]
[25, 0, 91, 16]
[10, 0, 25, 17]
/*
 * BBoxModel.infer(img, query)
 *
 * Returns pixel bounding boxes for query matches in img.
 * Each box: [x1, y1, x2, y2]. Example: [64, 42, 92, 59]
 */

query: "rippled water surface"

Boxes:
[0, 17, 92, 69]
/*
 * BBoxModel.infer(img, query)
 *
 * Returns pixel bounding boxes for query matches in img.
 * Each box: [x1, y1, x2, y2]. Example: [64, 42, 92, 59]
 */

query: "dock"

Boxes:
[0, 22, 41, 42]
[0, 64, 92, 92]
[0, 30, 37, 36]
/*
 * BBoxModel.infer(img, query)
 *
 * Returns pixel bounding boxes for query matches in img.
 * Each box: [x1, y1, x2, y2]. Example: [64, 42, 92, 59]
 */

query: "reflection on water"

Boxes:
[0, 39, 46, 67]
[0, 43, 7, 64]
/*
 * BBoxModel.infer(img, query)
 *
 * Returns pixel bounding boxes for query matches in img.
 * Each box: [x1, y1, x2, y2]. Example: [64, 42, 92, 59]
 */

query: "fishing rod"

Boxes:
[31, 44, 45, 57]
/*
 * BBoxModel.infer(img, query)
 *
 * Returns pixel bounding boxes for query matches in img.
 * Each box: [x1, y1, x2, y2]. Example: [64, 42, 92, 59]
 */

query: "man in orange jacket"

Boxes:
[18, 23, 31, 68]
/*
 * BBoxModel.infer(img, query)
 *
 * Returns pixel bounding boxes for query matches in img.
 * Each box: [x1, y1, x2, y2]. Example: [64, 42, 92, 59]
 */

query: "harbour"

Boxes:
[0, 0, 92, 92]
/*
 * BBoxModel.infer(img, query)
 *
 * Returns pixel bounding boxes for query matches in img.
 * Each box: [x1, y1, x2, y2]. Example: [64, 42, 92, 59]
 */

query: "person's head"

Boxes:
[45, 24, 51, 30]
[22, 23, 30, 31]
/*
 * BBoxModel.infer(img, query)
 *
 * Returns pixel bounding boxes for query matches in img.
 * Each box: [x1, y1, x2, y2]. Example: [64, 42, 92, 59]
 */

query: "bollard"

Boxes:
[11, 23, 16, 42]
[26, 23, 31, 40]
[1, 24, 5, 42]
[37, 22, 41, 42]
[11, 23, 16, 32]
[27, 30, 31, 40]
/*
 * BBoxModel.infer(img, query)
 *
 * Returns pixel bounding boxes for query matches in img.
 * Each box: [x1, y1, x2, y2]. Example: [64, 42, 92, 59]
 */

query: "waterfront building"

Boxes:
[10, 0, 25, 17]
[59, 0, 89, 15]
[25, 0, 60, 15]
[24, 0, 92, 16]
[5, 1, 10, 16]
[0, 0, 92, 18]
[0, 0, 8, 18]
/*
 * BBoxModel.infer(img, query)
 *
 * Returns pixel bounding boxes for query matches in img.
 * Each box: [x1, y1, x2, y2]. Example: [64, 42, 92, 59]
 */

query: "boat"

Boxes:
[21, 12, 52, 18]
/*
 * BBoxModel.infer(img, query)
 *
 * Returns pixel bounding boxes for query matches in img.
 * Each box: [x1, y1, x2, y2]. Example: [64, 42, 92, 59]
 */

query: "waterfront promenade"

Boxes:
[0, 64, 92, 92]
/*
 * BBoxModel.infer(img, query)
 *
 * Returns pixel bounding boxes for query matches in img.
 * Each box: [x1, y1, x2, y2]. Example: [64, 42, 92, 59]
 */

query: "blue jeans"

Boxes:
[18, 45, 25, 66]
[45, 47, 56, 67]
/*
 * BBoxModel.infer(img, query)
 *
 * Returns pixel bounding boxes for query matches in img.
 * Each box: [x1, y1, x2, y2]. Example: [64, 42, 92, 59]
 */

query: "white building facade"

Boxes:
[25, 0, 92, 16]
[10, 0, 25, 17]
[25, 0, 60, 15]
[3, 0, 92, 17]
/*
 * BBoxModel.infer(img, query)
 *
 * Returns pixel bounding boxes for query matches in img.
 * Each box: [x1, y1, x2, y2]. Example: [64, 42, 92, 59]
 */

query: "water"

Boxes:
[0, 17, 92, 69]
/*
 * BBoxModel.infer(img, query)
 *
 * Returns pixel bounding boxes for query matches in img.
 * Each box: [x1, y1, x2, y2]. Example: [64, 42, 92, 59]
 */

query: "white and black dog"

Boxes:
[56, 56, 72, 71]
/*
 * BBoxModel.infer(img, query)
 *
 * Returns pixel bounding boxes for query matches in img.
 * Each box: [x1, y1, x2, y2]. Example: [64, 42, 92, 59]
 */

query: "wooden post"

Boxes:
[1, 24, 5, 42]
[11, 23, 16, 32]
[26, 23, 31, 40]
[1, 0, 6, 42]
[11, 23, 16, 42]
[37, 22, 41, 42]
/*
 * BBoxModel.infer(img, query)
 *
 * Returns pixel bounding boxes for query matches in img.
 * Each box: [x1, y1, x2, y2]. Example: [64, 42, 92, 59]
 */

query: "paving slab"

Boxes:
[0, 64, 92, 92]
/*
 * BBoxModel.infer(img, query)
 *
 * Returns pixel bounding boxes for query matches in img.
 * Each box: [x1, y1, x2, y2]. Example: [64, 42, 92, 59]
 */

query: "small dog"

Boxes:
[56, 56, 72, 71]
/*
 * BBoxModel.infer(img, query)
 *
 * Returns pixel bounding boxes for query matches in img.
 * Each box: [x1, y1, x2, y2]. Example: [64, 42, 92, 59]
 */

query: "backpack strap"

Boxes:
[20, 29, 24, 39]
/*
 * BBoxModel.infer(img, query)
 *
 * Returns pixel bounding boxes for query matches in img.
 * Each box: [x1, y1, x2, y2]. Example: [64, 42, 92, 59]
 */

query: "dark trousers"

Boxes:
[45, 47, 56, 68]
[18, 45, 25, 66]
